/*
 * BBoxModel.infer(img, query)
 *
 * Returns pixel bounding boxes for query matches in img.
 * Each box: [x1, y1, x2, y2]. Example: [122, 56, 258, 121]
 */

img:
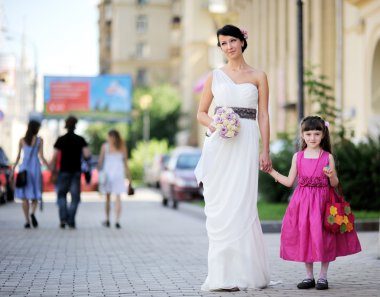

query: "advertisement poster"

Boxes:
[44, 75, 133, 120]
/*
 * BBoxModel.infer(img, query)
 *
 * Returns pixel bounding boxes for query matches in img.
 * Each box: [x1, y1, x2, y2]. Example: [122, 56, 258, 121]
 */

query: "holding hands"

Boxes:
[260, 151, 272, 172]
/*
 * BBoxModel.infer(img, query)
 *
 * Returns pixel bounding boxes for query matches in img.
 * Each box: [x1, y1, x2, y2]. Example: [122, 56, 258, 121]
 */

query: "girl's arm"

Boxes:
[97, 144, 105, 170]
[268, 153, 298, 188]
[12, 138, 23, 172]
[123, 146, 132, 181]
[38, 138, 49, 167]
[257, 71, 272, 172]
[196, 73, 216, 132]
[323, 154, 339, 187]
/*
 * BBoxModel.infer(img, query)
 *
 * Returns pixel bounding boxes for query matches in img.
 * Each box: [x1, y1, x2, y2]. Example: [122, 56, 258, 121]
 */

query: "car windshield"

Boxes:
[176, 153, 200, 170]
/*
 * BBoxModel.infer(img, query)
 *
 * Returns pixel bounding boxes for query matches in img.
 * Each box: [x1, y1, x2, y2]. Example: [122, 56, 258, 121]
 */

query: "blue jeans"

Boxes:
[56, 171, 81, 226]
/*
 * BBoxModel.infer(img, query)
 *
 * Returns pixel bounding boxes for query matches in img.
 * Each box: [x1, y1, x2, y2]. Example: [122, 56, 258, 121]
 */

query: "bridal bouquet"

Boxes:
[212, 107, 241, 138]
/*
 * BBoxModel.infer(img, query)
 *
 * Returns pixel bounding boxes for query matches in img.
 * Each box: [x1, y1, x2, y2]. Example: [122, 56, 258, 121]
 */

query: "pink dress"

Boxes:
[280, 150, 361, 262]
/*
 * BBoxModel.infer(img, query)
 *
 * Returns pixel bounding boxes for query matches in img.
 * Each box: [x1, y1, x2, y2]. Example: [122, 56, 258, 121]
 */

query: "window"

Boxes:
[136, 15, 148, 33]
[136, 68, 147, 86]
[137, 0, 149, 5]
[104, 3, 112, 22]
[136, 42, 148, 58]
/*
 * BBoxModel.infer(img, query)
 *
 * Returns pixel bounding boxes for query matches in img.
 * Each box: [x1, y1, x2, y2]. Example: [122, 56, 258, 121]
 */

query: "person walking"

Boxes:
[194, 24, 272, 291]
[98, 129, 132, 229]
[51, 116, 90, 229]
[12, 120, 49, 228]
[268, 116, 361, 290]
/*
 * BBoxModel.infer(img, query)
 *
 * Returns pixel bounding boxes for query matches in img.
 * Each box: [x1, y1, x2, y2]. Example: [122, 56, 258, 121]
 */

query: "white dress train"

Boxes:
[195, 69, 270, 291]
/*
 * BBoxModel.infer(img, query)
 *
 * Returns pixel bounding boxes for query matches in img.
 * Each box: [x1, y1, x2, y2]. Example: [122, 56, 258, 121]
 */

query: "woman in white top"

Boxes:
[98, 129, 132, 228]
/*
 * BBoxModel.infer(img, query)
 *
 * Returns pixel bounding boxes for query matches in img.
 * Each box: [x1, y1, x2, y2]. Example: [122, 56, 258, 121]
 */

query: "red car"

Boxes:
[159, 147, 203, 208]
[0, 147, 14, 204]
[41, 163, 99, 192]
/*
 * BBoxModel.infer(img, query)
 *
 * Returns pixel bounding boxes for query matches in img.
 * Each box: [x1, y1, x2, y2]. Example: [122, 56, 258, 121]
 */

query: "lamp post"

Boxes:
[297, 0, 305, 122]
[139, 94, 152, 179]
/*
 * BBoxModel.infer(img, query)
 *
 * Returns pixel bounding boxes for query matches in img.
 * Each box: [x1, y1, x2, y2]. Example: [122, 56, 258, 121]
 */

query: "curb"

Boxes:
[178, 202, 379, 233]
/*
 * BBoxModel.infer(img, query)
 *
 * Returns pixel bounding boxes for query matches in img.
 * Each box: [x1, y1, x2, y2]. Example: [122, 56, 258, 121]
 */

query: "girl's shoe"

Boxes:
[297, 278, 315, 289]
[115, 223, 121, 229]
[30, 214, 38, 228]
[102, 221, 110, 227]
[24, 223, 31, 229]
[316, 278, 328, 290]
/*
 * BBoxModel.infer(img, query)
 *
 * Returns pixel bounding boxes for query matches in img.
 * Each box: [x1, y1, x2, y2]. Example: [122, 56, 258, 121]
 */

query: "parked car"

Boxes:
[41, 156, 99, 192]
[159, 147, 202, 208]
[0, 147, 14, 204]
[144, 153, 170, 188]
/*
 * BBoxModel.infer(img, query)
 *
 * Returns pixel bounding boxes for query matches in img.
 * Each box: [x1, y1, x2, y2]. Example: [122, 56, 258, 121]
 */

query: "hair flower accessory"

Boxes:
[325, 121, 330, 127]
[240, 28, 248, 40]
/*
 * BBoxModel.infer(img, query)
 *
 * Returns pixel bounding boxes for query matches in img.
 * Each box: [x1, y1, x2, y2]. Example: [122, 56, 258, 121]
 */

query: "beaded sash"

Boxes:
[215, 107, 257, 120]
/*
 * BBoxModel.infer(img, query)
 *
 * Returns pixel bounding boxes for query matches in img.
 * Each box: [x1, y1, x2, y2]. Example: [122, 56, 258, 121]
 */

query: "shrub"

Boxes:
[259, 135, 295, 203]
[334, 136, 380, 210]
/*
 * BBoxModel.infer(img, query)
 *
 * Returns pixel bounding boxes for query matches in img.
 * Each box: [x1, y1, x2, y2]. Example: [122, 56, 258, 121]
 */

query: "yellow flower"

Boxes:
[343, 215, 349, 225]
[329, 206, 338, 216]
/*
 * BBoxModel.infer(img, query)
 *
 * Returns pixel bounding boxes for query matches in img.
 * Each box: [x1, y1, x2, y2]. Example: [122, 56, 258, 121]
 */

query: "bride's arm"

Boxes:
[196, 73, 215, 132]
[268, 153, 298, 188]
[257, 71, 271, 171]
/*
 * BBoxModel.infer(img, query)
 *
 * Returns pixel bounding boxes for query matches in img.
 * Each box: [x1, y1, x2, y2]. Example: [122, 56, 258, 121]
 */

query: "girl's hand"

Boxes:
[323, 166, 334, 178]
[260, 151, 272, 172]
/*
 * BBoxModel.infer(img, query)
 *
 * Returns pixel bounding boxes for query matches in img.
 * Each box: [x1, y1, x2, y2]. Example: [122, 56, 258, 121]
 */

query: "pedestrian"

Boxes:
[267, 116, 361, 290]
[194, 24, 272, 291]
[12, 120, 49, 228]
[98, 129, 132, 229]
[51, 116, 90, 229]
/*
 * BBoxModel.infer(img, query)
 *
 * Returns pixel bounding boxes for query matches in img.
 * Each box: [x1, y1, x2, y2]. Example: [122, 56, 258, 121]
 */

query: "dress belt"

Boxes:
[215, 107, 257, 120]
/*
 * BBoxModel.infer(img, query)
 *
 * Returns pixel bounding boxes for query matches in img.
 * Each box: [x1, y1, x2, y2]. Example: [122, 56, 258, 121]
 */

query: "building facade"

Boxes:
[98, 0, 380, 146]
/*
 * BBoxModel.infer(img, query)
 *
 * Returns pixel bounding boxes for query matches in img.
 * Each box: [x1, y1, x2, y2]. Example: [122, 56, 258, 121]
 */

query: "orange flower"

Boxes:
[346, 222, 354, 232]
[335, 215, 344, 225]
[329, 206, 338, 216]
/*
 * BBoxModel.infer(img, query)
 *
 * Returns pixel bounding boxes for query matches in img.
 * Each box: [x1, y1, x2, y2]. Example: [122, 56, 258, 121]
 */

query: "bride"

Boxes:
[195, 24, 272, 291]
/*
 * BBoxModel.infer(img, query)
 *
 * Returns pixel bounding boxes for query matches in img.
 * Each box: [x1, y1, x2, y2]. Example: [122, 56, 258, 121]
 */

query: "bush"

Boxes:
[259, 134, 380, 211]
[259, 135, 295, 203]
[128, 139, 171, 182]
[334, 136, 380, 210]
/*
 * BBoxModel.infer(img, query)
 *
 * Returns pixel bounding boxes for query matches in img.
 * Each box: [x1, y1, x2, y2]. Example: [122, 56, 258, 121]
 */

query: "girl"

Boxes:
[98, 129, 132, 229]
[268, 116, 361, 290]
[12, 120, 49, 228]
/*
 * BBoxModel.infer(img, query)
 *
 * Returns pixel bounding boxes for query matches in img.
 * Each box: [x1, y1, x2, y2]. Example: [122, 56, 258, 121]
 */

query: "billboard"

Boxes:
[44, 75, 133, 120]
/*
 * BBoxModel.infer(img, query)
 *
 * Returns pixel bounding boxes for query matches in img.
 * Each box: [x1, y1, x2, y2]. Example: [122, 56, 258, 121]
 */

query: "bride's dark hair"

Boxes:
[217, 24, 248, 52]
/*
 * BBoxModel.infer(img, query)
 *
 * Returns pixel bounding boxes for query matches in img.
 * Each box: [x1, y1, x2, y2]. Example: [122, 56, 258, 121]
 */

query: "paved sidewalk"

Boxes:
[0, 189, 379, 297]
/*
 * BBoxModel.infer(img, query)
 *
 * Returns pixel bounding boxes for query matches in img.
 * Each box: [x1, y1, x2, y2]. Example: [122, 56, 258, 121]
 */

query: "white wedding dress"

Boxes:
[195, 68, 270, 291]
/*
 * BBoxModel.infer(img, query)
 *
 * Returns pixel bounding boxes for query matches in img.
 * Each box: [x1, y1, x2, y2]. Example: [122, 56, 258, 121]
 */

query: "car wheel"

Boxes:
[162, 197, 168, 207]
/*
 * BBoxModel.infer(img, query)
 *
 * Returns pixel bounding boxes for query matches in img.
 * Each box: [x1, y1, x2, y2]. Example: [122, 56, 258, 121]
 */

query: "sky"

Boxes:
[2, 0, 99, 77]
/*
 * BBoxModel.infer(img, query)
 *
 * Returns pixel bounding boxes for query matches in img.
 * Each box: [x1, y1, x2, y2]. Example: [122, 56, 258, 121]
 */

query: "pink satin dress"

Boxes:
[280, 150, 361, 262]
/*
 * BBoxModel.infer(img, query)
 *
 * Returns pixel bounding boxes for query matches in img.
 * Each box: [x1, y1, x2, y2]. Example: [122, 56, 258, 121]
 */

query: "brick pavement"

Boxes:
[0, 188, 379, 297]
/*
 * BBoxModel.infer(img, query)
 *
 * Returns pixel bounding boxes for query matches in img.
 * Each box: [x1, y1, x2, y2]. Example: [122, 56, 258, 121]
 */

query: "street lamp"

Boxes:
[139, 94, 152, 179]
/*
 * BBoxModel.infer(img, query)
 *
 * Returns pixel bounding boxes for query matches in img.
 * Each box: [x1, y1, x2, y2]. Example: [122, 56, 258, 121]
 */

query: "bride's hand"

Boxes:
[259, 151, 272, 172]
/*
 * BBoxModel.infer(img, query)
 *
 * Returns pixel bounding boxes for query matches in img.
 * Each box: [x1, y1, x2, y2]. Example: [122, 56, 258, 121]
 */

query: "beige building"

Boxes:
[98, 0, 380, 146]
[98, 0, 182, 87]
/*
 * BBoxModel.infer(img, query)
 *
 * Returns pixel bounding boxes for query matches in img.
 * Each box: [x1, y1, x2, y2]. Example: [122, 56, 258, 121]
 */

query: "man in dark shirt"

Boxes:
[51, 116, 91, 229]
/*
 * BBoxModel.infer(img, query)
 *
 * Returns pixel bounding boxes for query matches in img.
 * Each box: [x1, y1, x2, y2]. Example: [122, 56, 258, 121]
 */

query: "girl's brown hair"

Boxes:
[24, 120, 41, 146]
[299, 116, 332, 153]
[108, 129, 124, 150]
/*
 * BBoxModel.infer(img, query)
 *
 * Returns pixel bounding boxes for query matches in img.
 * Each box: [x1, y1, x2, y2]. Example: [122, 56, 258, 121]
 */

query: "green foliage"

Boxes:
[130, 84, 182, 149]
[334, 136, 380, 210]
[259, 134, 295, 203]
[128, 139, 171, 182]
[304, 65, 354, 142]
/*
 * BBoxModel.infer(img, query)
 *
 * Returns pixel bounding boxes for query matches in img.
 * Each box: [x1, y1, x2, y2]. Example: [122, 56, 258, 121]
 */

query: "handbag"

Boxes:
[15, 139, 38, 188]
[15, 170, 27, 187]
[128, 182, 134, 196]
[324, 186, 355, 233]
